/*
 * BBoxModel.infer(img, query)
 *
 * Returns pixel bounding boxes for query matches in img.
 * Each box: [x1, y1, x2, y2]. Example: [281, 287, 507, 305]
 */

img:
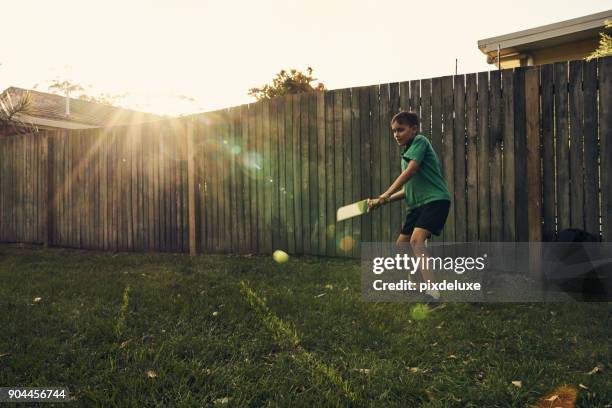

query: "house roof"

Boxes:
[1, 87, 163, 129]
[478, 9, 612, 55]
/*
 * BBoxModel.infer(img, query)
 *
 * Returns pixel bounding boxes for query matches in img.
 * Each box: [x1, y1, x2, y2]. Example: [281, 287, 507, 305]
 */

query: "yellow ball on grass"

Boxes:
[273, 250, 290, 264]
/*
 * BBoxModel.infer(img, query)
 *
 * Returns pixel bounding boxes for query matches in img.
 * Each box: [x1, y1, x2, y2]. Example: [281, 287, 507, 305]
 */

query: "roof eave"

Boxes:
[477, 9, 612, 55]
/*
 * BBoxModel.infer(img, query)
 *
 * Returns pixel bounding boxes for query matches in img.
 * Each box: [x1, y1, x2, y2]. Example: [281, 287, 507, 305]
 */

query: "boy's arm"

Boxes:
[380, 160, 420, 200]
[368, 188, 404, 209]
[389, 188, 405, 202]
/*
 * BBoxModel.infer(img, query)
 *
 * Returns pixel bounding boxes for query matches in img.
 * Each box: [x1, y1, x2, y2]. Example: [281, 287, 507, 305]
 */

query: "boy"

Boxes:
[368, 111, 451, 301]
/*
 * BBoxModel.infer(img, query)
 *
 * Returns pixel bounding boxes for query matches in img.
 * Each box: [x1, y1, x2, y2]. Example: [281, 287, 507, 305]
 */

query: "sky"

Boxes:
[1, 0, 609, 116]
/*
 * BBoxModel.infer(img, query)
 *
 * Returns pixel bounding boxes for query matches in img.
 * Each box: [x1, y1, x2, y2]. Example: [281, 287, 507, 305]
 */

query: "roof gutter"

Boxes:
[478, 9, 612, 54]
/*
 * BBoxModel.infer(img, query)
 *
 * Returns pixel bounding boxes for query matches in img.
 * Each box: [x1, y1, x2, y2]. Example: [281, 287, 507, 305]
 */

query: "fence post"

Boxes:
[525, 67, 542, 278]
[186, 119, 197, 256]
[44, 133, 54, 247]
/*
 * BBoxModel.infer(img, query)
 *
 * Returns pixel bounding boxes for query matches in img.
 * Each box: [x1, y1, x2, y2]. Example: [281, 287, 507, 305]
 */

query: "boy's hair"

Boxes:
[391, 111, 419, 128]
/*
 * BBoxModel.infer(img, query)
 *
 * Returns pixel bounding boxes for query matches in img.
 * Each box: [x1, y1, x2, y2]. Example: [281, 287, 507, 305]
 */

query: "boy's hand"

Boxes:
[368, 194, 390, 210]
[367, 198, 381, 210]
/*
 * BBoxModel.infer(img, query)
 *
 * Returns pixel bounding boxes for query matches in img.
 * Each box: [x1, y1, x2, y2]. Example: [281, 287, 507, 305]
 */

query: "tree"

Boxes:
[0, 60, 36, 133]
[47, 79, 126, 107]
[0, 90, 34, 133]
[248, 67, 325, 101]
[587, 20, 612, 60]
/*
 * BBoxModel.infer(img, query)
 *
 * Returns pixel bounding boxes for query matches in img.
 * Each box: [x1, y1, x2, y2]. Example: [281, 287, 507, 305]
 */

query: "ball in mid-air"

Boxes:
[273, 250, 290, 264]
[410, 304, 429, 321]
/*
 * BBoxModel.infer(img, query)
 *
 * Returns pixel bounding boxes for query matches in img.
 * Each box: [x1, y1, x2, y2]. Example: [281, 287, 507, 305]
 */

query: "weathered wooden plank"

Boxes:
[569, 60, 585, 230]
[249, 104, 260, 253]
[59, 132, 65, 245]
[270, 99, 280, 251]
[441, 75, 455, 243]
[379, 84, 391, 244]
[158, 123, 168, 252]
[431, 77, 443, 243]
[129, 127, 138, 251]
[308, 93, 320, 255]
[136, 125, 145, 251]
[168, 120, 180, 252]
[389, 82, 402, 246]
[541, 64, 555, 241]
[23, 134, 29, 242]
[120, 127, 130, 251]
[410, 80, 420, 116]
[176, 120, 185, 252]
[369, 85, 381, 244]
[489, 70, 503, 242]
[525, 67, 542, 243]
[466, 73, 478, 242]
[277, 99, 288, 252]
[24, 134, 30, 242]
[144, 126, 153, 252]
[173, 122, 182, 252]
[197, 118, 209, 252]
[298, 94, 310, 254]
[257, 102, 267, 253]
[400, 81, 410, 112]
[73, 131, 81, 248]
[323, 92, 335, 255]
[0, 138, 4, 240]
[600, 57, 612, 241]
[340, 88, 353, 255]
[514, 67, 528, 242]
[58, 130, 70, 246]
[234, 107, 247, 253]
[183, 121, 190, 253]
[0, 138, 4, 241]
[583, 60, 599, 239]
[350, 87, 362, 256]
[24, 135, 30, 241]
[2, 137, 5, 238]
[359, 86, 372, 246]
[421, 79, 432, 140]
[316, 92, 327, 255]
[203, 117, 213, 253]
[90, 131, 97, 248]
[333, 90, 344, 254]
[186, 120, 196, 255]
[477, 71, 491, 242]
[285, 96, 297, 254]
[453, 75, 467, 242]
[502, 68, 516, 242]
[262, 100, 273, 254]
[554, 62, 570, 233]
[154, 123, 162, 251]
[215, 115, 223, 253]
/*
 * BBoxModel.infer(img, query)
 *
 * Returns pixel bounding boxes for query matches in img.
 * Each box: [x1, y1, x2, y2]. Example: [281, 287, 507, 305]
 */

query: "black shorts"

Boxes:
[401, 200, 450, 236]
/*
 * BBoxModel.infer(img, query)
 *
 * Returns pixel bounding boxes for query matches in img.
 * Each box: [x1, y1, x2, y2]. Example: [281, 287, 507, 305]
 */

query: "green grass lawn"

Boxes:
[0, 245, 610, 407]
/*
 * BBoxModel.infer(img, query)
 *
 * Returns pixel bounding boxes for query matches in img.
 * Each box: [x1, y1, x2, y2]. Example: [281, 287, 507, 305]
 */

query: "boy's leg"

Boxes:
[396, 233, 411, 245]
[410, 227, 434, 284]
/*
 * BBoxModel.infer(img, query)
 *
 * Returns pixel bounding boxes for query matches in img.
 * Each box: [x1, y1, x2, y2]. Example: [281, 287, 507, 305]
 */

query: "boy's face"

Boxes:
[391, 121, 417, 146]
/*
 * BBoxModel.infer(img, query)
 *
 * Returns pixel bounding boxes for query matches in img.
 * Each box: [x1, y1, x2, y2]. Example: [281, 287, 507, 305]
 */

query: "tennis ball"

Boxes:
[410, 304, 429, 321]
[273, 250, 290, 264]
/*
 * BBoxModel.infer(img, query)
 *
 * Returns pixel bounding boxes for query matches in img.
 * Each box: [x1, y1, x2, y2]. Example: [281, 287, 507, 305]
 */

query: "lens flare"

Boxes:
[339, 236, 355, 252]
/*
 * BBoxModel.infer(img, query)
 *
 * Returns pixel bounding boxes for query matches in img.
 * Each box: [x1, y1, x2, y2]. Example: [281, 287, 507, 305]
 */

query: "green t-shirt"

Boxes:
[400, 134, 451, 210]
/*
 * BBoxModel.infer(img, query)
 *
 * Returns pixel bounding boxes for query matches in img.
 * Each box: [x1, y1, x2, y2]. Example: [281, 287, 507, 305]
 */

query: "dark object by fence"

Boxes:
[544, 228, 611, 301]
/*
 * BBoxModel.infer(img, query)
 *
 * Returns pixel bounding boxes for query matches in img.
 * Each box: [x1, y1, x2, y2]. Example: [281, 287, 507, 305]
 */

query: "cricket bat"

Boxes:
[336, 199, 369, 222]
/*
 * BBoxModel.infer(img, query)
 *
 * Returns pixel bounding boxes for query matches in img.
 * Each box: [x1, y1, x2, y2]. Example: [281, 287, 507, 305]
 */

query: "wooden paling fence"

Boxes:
[1, 57, 611, 256]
